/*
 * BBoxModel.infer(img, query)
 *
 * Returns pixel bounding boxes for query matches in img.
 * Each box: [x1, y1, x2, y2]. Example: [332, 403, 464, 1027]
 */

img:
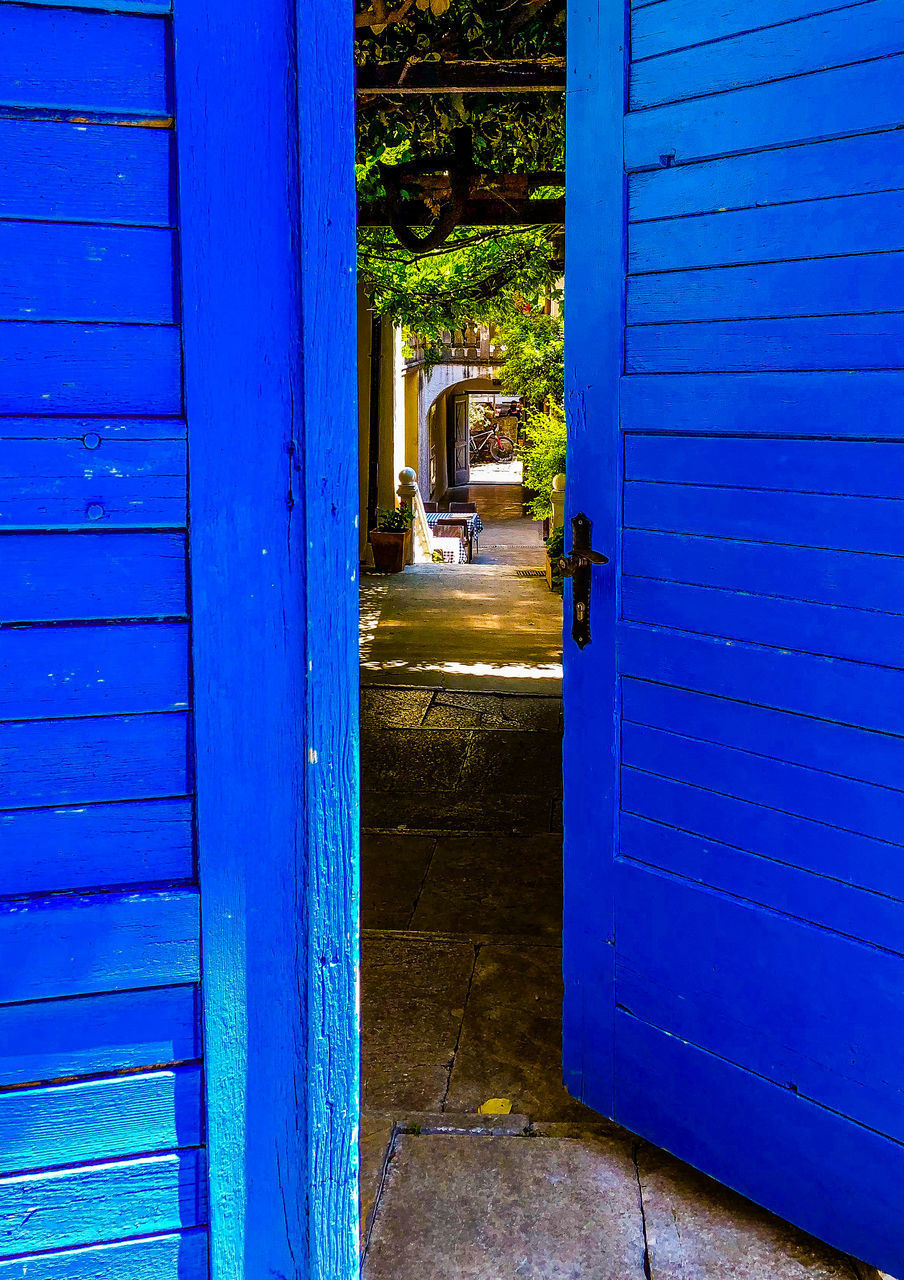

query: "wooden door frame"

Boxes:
[174, 2, 360, 1275]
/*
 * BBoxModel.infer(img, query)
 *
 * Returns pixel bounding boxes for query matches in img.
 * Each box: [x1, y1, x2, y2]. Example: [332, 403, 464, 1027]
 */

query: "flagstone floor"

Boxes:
[358, 483, 883, 1280]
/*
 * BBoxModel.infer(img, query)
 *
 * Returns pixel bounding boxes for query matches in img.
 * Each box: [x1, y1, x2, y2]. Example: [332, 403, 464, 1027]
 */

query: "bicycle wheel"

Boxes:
[489, 434, 515, 462]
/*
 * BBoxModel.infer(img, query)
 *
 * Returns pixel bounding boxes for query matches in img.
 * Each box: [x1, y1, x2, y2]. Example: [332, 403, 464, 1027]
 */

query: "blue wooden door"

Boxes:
[0, 1, 358, 1276]
[563, 2, 904, 1273]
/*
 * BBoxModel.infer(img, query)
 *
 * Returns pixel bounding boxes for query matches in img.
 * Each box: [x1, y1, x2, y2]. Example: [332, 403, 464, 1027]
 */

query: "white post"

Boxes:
[551, 472, 566, 529]
[397, 466, 419, 564]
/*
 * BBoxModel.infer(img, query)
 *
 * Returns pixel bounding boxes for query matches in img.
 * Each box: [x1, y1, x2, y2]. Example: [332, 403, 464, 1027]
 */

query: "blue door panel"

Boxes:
[0, 3, 207, 1272]
[565, 0, 904, 1269]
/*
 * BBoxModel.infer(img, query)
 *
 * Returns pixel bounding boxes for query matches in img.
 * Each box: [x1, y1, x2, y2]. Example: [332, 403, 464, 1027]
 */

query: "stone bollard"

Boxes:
[397, 467, 419, 564]
[550, 472, 566, 530]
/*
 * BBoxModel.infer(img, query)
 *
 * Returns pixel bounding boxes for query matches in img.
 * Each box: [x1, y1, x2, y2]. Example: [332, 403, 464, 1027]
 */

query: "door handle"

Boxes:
[558, 512, 609, 649]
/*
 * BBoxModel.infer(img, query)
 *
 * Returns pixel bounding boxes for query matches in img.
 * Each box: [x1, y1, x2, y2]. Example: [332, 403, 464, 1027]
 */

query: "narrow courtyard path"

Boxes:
[359, 486, 880, 1280]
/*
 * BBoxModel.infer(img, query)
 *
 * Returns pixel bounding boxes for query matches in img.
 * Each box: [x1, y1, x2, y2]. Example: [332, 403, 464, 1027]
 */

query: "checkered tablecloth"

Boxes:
[425, 511, 484, 563]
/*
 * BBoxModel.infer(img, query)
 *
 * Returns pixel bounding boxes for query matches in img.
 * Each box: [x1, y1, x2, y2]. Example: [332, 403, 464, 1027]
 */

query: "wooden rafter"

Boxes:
[359, 196, 564, 226]
[357, 57, 565, 95]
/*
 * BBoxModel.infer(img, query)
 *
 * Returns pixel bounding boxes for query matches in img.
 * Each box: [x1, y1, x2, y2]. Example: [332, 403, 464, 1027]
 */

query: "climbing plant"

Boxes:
[355, 0, 564, 336]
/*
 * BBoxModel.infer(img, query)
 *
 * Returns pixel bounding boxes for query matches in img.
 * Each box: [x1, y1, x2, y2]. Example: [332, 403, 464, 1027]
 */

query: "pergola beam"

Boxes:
[359, 197, 565, 226]
[357, 58, 566, 95]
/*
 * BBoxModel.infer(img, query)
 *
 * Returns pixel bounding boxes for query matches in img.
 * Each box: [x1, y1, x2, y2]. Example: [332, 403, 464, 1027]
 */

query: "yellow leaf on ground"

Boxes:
[478, 1098, 513, 1115]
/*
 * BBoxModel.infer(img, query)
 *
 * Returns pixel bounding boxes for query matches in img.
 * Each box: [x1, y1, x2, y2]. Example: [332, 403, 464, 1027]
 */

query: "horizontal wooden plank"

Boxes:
[626, 313, 904, 373]
[618, 621, 904, 737]
[0, 984, 198, 1088]
[1, 531, 186, 623]
[621, 766, 904, 899]
[0, 889, 199, 1004]
[623, 529, 904, 615]
[0, 223, 176, 325]
[0, 437, 186, 528]
[625, 55, 904, 169]
[0, 712, 189, 809]
[624, 574, 904, 668]
[0, 1067, 201, 1176]
[0, 322, 181, 415]
[0, 623, 188, 720]
[620, 371, 904, 436]
[629, 129, 904, 222]
[624, 482, 904, 554]
[632, 0, 903, 109]
[619, 813, 904, 954]
[0, 1150, 205, 1260]
[0, 119, 173, 227]
[613, 1014, 904, 1273]
[622, 720, 904, 843]
[630, 189, 904, 273]
[615, 865, 904, 1137]
[627, 252, 904, 324]
[0, 796, 192, 897]
[0, 1230, 206, 1280]
[625, 433, 904, 496]
[622, 676, 904, 791]
[630, 0, 865, 61]
[13, 1, 171, 11]
[0, 6, 170, 116]
[0, 418, 184, 441]
[0, 1230, 208, 1280]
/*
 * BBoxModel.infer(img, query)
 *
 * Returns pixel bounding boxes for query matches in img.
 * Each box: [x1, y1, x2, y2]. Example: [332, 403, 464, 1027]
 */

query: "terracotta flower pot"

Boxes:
[370, 529, 407, 574]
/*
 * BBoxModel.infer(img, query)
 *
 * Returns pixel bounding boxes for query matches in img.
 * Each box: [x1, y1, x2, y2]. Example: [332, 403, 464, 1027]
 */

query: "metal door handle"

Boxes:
[558, 512, 608, 649]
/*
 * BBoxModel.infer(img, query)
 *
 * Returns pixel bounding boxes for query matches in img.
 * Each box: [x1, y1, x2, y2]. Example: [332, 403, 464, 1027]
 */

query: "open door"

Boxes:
[452, 394, 471, 486]
[562, 2, 904, 1273]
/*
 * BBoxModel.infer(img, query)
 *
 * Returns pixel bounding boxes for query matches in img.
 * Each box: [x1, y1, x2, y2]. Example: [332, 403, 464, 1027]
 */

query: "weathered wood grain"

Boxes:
[620, 809, 904, 950]
[0, 322, 181, 415]
[0, 1151, 206, 1259]
[0, 889, 200, 1003]
[615, 864, 904, 1131]
[614, 1013, 904, 1269]
[620, 370, 904, 435]
[627, 252, 904, 324]
[0, 5, 171, 116]
[0, 437, 187, 527]
[0, 796, 192, 897]
[0, 984, 199, 1088]
[630, 0, 865, 60]
[0, 712, 190, 809]
[0, 223, 176, 324]
[1, 531, 187, 623]
[629, 128, 904, 222]
[632, 0, 903, 108]
[625, 54, 904, 168]
[0, 1066, 202, 1175]
[0, 623, 188, 721]
[618, 620, 904, 738]
[0, 1229, 207, 1280]
[621, 765, 904, 902]
[630, 188, 904, 271]
[0, 418, 185, 441]
[0, 119, 173, 226]
[174, 0, 359, 1275]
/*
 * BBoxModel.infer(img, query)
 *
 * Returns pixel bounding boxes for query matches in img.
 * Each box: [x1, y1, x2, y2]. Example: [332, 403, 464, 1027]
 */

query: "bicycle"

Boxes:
[469, 423, 515, 463]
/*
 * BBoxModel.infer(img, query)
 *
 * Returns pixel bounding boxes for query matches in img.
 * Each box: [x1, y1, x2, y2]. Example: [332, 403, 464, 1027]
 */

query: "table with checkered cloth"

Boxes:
[425, 511, 484, 563]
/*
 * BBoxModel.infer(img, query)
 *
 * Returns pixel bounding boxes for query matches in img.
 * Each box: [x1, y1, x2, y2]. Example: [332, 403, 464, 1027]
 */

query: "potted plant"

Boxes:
[370, 505, 414, 574]
[544, 525, 565, 593]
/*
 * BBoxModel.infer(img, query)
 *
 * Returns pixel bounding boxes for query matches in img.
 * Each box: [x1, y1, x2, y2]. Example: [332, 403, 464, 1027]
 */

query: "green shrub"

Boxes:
[376, 505, 414, 532]
[519, 405, 566, 521]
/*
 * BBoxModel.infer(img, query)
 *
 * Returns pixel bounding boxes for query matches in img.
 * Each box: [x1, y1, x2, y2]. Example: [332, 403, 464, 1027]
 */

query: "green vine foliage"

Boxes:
[519, 403, 567, 520]
[495, 310, 564, 409]
[356, 0, 564, 334]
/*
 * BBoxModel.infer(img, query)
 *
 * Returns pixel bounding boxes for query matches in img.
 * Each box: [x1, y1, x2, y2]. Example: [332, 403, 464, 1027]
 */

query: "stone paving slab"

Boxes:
[360, 1113, 395, 1244]
[409, 834, 562, 937]
[457, 729, 563, 798]
[361, 834, 435, 930]
[445, 943, 595, 1123]
[361, 686, 434, 728]
[363, 1131, 646, 1280]
[421, 690, 563, 731]
[362, 787, 554, 834]
[361, 933, 475, 1112]
[361, 727, 470, 793]
[636, 1144, 873, 1279]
